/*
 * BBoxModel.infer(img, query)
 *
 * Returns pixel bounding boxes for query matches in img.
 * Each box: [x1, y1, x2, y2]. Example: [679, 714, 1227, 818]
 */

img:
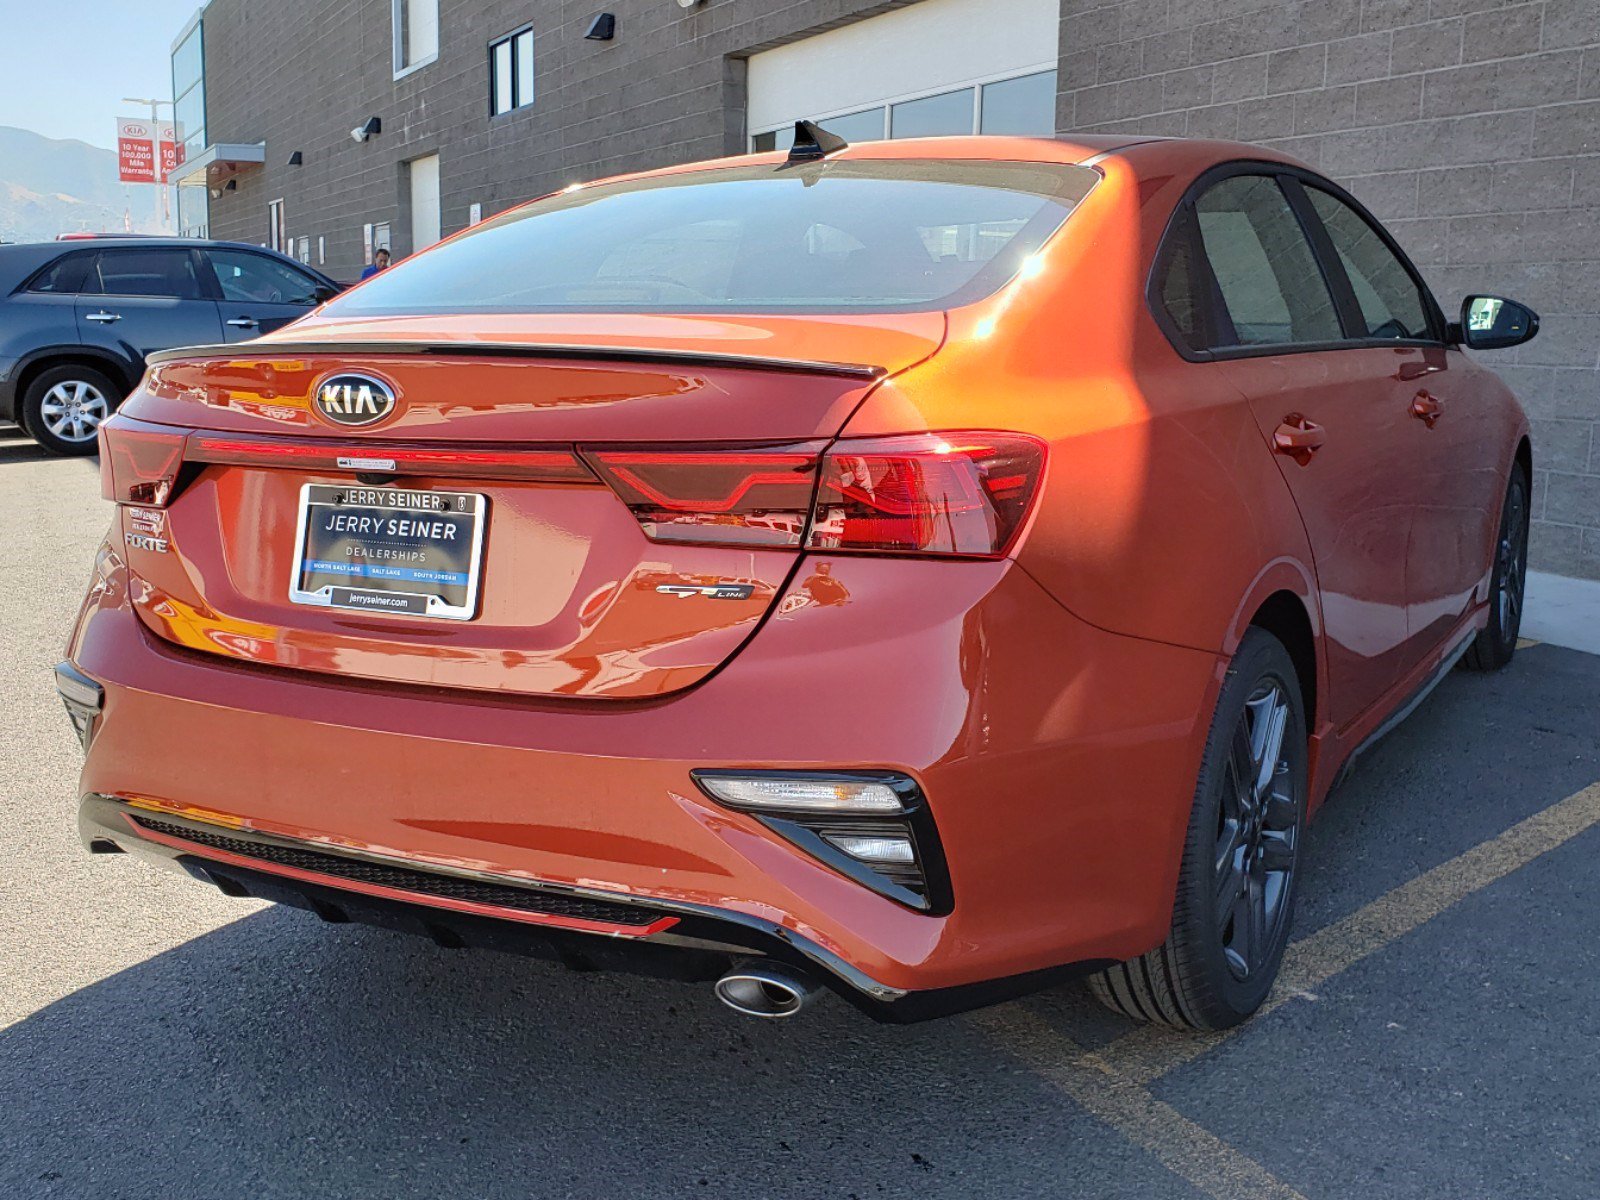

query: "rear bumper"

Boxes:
[66, 546, 1225, 1014]
[79, 794, 1114, 1021]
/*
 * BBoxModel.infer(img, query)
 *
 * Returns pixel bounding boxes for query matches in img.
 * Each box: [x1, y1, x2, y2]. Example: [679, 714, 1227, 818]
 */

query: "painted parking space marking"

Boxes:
[970, 1006, 1309, 1200]
[972, 780, 1600, 1196]
[1086, 779, 1600, 1085]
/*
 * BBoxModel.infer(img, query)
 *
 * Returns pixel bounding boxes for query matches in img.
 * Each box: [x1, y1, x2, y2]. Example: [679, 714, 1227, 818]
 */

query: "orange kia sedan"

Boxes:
[60, 127, 1537, 1029]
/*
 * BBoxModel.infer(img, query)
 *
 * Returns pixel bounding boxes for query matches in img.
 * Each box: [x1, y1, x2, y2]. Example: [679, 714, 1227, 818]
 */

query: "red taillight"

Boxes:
[99, 414, 188, 507]
[809, 433, 1046, 557]
[586, 433, 1045, 557]
[586, 446, 823, 547]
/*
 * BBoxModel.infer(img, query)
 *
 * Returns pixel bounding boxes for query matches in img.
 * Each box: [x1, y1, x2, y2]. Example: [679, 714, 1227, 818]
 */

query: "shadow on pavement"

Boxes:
[0, 903, 1183, 1200]
[3, 647, 1595, 1200]
[0, 440, 58, 466]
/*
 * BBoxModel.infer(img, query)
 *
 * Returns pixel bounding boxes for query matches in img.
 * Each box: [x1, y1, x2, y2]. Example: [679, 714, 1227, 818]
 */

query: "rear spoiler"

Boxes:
[143, 340, 888, 381]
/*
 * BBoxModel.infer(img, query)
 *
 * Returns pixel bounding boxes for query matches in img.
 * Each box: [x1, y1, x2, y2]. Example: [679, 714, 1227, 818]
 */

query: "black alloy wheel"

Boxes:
[1463, 466, 1530, 672]
[1089, 627, 1308, 1030]
[1214, 682, 1299, 983]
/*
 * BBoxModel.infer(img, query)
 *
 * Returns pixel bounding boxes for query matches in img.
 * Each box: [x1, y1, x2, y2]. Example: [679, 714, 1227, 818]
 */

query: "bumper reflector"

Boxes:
[54, 662, 104, 753]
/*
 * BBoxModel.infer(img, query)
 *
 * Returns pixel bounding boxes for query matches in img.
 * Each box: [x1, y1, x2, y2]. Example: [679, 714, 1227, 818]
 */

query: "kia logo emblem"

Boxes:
[313, 373, 397, 427]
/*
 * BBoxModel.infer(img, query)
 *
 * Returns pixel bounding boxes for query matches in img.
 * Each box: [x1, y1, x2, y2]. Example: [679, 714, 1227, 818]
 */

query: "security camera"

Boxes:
[350, 125, 369, 143]
[350, 116, 382, 143]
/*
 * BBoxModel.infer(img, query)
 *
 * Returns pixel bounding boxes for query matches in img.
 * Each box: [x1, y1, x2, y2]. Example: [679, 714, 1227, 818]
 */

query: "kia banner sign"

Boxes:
[117, 118, 184, 184]
[158, 121, 184, 181]
[117, 118, 158, 184]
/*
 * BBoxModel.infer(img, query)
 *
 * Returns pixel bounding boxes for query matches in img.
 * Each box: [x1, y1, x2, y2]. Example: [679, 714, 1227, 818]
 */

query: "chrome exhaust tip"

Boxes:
[714, 960, 822, 1019]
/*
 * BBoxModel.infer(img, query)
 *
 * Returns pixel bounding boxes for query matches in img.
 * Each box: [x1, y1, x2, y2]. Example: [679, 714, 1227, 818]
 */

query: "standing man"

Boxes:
[360, 248, 391, 280]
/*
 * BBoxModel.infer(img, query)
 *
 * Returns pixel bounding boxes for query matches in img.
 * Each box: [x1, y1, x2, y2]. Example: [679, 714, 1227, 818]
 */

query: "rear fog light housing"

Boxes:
[693, 770, 950, 913]
[54, 662, 104, 753]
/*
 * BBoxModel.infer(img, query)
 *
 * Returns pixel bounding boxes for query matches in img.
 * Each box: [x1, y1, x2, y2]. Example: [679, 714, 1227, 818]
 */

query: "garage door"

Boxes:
[747, 0, 1060, 150]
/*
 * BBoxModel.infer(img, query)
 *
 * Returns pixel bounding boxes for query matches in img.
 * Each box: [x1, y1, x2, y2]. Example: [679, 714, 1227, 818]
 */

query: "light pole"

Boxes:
[122, 96, 174, 231]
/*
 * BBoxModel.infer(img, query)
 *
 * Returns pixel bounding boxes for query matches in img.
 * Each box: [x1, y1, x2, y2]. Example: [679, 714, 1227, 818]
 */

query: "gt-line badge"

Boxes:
[655, 584, 755, 600]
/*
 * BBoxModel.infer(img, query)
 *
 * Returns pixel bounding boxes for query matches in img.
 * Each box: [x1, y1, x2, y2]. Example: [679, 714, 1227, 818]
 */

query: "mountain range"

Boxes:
[0, 126, 166, 244]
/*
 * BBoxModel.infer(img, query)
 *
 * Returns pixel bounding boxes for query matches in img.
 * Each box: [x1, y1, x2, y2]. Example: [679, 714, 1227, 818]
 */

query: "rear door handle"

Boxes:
[226, 317, 259, 329]
[85, 311, 120, 323]
[1273, 415, 1326, 465]
[1411, 391, 1445, 427]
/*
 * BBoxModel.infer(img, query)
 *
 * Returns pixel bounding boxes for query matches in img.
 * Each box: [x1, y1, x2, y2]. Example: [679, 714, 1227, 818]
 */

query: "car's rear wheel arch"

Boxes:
[15, 351, 133, 428]
[1247, 590, 1317, 735]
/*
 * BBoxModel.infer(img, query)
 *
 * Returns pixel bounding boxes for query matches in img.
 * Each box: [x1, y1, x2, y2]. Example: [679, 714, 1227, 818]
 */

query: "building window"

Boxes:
[890, 88, 975, 139]
[980, 70, 1056, 135]
[393, 0, 439, 77]
[490, 27, 535, 115]
[268, 199, 286, 252]
[171, 14, 209, 237]
[172, 19, 206, 158]
[749, 69, 1056, 151]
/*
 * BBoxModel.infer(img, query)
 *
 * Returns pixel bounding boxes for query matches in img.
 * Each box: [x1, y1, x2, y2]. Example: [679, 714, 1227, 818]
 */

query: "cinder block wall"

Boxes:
[201, 0, 913, 277]
[200, 0, 1597, 580]
[1056, 0, 1600, 580]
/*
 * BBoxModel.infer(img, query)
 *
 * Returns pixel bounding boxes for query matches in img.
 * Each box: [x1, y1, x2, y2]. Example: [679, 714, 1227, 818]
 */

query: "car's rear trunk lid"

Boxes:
[114, 312, 942, 699]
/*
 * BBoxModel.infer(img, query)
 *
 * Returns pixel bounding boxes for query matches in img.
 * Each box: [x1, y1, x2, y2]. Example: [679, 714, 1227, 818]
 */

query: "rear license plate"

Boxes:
[290, 484, 488, 621]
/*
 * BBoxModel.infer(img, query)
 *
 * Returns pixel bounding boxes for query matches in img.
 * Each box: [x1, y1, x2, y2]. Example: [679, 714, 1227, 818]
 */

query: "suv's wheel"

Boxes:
[1088, 627, 1307, 1030]
[20, 364, 122, 456]
[1461, 466, 1530, 672]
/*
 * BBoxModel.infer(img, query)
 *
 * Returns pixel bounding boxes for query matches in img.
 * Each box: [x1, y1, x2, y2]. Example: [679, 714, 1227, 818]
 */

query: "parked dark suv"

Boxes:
[0, 238, 340, 454]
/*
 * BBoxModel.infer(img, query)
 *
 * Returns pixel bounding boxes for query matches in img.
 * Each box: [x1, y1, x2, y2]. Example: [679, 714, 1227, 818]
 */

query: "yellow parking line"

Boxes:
[973, 782, 1600, 1196]
[970, 1007, 1309, 1200]
[1089, 780, 1600, 1085]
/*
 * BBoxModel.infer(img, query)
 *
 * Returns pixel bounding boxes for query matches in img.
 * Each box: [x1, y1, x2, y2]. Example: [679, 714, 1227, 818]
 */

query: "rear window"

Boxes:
[88, 249, 204, 300]
[324, 159, 1099, 316]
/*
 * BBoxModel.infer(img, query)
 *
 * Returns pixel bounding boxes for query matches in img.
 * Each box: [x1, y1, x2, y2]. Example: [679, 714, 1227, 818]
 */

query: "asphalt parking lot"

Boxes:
[1, 421, 1597, 1200]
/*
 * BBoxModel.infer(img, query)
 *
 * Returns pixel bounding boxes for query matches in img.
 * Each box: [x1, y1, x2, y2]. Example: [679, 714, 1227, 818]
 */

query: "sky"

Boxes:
[0, 0, 202, 148]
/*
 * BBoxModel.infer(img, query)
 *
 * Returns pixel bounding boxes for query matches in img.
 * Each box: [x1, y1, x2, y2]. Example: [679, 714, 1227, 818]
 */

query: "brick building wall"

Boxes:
[1055, 0, 1600, 579]
[197, 0, 1599, 580]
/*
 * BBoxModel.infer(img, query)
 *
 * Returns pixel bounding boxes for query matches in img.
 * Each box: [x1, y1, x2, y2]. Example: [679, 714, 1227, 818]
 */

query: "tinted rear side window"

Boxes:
[1193, 175, 1341, 348]
[323, 159, 1100, 316]
[1305, 188, 1433, 341]
[28, 254, 90, 294]
[88, 249, 203, 300]
[1154, 210, 1206, 351]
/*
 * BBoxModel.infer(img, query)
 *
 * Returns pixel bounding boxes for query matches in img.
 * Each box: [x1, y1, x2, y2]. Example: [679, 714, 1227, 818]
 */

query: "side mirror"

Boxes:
[312, 284, 341, 303]
[1458, 294, 1539, 350]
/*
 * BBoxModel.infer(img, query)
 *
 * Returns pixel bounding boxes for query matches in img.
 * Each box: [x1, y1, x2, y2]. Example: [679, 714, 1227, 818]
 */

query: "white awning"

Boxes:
[167, 142, 266, 187]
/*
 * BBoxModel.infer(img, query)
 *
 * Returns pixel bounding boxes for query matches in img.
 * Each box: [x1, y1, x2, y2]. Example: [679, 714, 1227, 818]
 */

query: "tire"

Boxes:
[1088, 627, 1308, 1030]
[1461, 466, 1530, 672]
[19, 364, 123, 456]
